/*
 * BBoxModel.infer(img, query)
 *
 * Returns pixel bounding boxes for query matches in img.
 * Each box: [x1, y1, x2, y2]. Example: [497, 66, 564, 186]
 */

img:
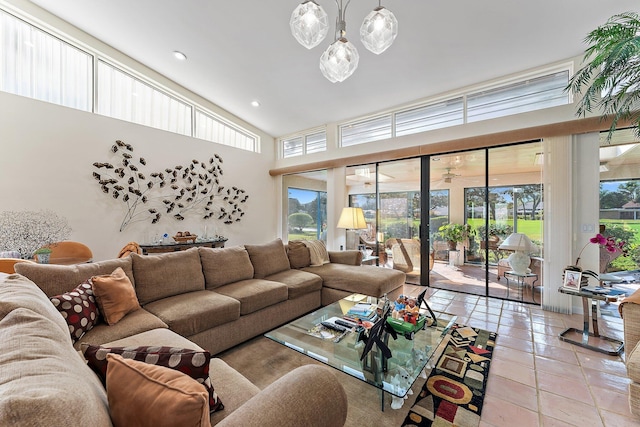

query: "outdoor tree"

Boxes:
[288, 212, 314, 232]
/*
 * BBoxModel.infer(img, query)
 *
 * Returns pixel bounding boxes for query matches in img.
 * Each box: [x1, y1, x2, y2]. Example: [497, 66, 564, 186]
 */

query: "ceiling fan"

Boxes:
[441, 168, 460, 183]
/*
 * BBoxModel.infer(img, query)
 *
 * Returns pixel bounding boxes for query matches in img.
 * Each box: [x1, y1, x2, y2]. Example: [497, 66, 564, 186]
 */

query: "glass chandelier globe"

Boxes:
[360, 6, 398, 54]
[290, 1, 329, 49]
[319, 37, 360, 82]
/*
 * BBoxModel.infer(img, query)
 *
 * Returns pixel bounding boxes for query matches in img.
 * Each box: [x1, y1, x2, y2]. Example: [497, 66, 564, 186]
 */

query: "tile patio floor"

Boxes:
[402, 284, 640, 427]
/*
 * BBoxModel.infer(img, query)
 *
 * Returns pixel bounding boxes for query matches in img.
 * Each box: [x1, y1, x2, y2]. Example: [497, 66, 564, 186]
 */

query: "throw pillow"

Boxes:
[303, 240, 330, 267]
[105, 354, 211, 427]
[49, 279, 100, 343]
[82, 344, 224, 413]
[90, 267, 141, 325]
[287, 240, 311, 269]
[244, 238, 291, 279]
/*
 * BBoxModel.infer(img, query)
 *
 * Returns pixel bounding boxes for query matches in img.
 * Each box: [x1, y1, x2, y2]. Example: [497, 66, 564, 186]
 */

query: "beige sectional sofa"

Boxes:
[2, 238, 405, 426]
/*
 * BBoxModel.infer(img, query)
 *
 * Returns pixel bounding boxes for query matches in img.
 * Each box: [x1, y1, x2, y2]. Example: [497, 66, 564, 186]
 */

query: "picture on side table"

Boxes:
[563, 270, 582, 291]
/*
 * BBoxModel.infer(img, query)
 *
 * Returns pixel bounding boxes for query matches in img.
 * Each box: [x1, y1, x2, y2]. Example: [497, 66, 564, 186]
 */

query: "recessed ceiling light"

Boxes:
[173, 51, 187, 61]
[251, 100, 261, 107]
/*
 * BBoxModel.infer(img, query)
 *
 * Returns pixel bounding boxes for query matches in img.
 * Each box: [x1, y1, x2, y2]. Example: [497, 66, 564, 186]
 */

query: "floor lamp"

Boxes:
[337, 207, 367, 250]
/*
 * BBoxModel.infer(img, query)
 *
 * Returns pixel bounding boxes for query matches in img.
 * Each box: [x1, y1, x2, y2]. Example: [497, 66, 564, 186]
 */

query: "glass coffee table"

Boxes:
[265, 294, 456, 411]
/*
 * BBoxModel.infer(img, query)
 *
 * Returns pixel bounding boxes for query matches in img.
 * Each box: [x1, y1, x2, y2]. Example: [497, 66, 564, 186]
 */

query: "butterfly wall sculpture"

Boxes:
[93, 140, 248, 232]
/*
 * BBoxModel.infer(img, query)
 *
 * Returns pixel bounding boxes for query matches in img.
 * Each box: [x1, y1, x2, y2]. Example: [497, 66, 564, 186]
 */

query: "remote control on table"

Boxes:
[321, 321, 347, 332]
[334, 319, 357, 329]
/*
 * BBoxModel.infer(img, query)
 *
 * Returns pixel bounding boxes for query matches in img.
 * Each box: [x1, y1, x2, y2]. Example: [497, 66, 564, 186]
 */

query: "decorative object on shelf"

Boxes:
[438, 223, 473, 251]
[92, 140, 248, 231]
[337, 207, 368, 250]
[290, 0, 398, 82]
[173, 231, 197, 243]
[0, 210, 72, 259]
[498, 232, 538, 275]
[33, 247, 52, 264]
[567, 12, 640, 142]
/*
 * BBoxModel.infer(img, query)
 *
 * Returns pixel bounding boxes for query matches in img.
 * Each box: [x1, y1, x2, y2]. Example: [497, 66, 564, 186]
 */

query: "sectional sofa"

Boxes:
[2, 238, 405, 425]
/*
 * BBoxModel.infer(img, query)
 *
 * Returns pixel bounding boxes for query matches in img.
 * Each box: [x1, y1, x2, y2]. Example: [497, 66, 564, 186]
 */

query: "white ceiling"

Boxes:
[27, 0, 639, 138]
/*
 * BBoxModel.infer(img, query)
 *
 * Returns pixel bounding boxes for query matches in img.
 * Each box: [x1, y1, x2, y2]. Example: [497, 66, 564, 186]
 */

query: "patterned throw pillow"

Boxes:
[82, 344, 224, 413]
[50, 280, 100, 343]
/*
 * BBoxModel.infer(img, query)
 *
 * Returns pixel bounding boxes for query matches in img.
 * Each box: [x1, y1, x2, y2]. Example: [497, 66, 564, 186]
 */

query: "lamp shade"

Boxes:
[498, 233, 537, 252]
[337, 207, 367, 230]
[290, 1, 329, 49]
[319, 38, 359, 83]
[360, 6, 398, 54]
[499, 233, 537, 275]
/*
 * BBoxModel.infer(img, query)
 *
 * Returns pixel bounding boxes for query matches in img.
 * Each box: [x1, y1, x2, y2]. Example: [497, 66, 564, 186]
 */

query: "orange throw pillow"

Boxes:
[91, 267, 140, 325]
[105, 354, 211, 427]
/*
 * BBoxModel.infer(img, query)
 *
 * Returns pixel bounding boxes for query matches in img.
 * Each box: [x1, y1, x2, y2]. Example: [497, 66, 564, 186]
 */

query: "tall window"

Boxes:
[287, 188, 327, 241]
[0, 9, 92, 111]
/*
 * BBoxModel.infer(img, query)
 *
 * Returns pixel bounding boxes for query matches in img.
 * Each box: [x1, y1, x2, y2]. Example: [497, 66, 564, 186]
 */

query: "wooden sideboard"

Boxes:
[139, 238, 227, 255]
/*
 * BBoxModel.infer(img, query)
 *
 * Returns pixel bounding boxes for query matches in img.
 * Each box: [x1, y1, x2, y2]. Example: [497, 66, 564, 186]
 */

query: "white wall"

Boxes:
[0, 92, 278, 261]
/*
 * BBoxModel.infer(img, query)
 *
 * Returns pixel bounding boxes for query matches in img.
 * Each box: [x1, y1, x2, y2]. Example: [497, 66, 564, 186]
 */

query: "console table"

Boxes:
[557, 287, 625, 355]
[139, 238, 227, 255]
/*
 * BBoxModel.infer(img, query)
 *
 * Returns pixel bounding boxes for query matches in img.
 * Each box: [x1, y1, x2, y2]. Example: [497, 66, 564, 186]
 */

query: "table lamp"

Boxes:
[337, 207, 368, 250]
[498, 232, 537, 275]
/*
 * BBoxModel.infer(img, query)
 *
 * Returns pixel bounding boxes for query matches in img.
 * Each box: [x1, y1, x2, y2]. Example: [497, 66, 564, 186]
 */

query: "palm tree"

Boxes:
[567, 12, 640, 141]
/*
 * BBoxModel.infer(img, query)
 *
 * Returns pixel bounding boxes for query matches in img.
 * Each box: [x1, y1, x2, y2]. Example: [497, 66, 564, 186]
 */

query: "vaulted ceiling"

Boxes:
[28, 1, 639, 138]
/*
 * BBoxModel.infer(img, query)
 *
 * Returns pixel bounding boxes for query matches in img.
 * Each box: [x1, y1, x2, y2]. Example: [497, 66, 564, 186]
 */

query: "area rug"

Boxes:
[401, 324, 497, 427]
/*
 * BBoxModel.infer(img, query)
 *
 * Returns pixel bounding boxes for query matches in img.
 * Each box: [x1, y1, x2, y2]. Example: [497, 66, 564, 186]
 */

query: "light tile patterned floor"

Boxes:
[403, 285, 640, 427]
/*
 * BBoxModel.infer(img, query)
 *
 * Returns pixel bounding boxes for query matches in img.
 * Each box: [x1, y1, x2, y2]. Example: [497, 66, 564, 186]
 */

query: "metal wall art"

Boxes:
[93, 140, 248, 231]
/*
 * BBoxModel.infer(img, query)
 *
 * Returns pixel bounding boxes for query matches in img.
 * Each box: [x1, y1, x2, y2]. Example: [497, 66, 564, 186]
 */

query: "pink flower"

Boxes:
[576, 233, 627, 265]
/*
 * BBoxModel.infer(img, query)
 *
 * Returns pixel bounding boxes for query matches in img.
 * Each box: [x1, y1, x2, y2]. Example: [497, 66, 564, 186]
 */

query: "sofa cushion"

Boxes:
[244, 238, 290, 279]
[303, 240, 330, 267]
[0, 274, 70, 337]
[75, 308, 168, 349]
[287, 240, 311, 269]
[0, 308, 111, 425]
[91, 267, 141, 325]
[215, 279, 289, 315]
[132, 248, 205, 305]
[199, 246, 254, 289]
[83, 343, 223, 413]
[105, 353, 211, 427]
[302, 263, 405, 297]
[49, 279, 100, 343]
[143, 290, 240, 337]
[15, 257, 135, 297]
[265, 269, 323, 300]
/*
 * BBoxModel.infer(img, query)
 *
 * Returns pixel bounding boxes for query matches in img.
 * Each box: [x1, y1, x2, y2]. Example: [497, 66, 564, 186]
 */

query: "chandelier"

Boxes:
[290, 0, 398, 83]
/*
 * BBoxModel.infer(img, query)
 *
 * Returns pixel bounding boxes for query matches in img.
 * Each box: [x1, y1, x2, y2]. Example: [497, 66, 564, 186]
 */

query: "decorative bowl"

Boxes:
[173, 234, 197, 243]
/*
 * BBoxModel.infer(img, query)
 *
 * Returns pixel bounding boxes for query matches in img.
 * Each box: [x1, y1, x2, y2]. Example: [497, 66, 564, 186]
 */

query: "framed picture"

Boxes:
[563, 270, 582, 291]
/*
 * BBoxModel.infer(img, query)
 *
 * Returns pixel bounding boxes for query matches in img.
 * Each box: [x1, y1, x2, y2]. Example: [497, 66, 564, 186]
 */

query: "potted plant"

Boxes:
[33, 247, 53, 264]
[438, 223, 473, 251]
[567, 12, 640, 141]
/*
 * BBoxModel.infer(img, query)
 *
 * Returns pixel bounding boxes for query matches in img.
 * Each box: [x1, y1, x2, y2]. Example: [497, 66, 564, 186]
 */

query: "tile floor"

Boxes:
[403, 284, 640, 427]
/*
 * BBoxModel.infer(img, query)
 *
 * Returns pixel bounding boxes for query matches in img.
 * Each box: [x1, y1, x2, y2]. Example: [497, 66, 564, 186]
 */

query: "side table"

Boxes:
[361, 256, 379, 266]
[504, 271, 539, 303]
[557, 287, 624, 355]
[139, 238, 227, 255]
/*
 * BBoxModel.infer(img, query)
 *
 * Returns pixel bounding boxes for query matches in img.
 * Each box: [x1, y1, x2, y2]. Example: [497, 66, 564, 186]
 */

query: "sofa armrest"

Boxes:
[328, 250, 362, 266]
[216, 365, 347, 427]
[622, 291, 640, 362]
